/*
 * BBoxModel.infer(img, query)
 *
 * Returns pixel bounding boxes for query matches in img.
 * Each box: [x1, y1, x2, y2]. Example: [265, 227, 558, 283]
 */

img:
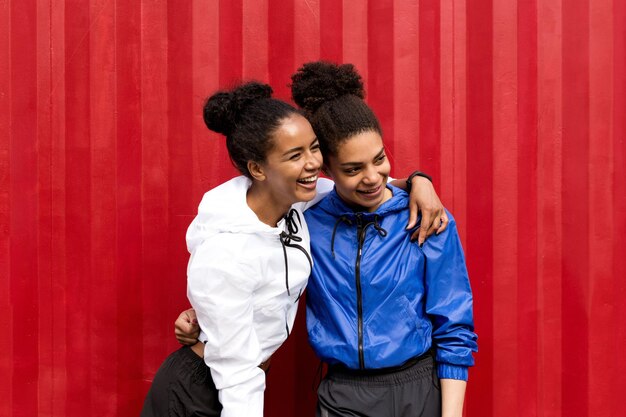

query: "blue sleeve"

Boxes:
[421, 210, 478, 381]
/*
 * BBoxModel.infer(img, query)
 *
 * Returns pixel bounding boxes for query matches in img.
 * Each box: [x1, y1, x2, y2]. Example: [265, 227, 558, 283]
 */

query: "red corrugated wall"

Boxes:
[1, 1, 625, 416]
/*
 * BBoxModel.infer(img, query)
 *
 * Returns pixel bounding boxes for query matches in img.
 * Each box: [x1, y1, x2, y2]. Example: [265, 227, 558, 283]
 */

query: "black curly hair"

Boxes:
[290, 61, 381, 156]
[203, 81, 302, 178]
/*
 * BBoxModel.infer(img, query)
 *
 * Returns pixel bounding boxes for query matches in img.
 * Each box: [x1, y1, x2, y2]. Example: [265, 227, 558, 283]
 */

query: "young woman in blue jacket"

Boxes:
[289, 61, 478, 417]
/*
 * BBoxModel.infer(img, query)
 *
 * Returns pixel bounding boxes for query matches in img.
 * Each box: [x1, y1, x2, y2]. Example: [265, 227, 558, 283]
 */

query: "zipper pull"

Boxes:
[355, 213, 363, 233]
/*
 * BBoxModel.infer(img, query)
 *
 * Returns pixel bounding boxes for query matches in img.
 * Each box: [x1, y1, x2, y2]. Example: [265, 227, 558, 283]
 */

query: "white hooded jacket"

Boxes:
[186, 175, 332, 417]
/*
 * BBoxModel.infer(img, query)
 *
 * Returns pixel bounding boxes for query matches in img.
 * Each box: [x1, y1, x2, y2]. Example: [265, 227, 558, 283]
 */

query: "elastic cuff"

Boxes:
[437, 364, 468, 381]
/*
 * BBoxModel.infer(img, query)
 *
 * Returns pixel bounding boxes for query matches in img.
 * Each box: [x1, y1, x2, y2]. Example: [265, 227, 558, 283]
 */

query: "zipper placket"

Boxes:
[355, 213, 366, 369]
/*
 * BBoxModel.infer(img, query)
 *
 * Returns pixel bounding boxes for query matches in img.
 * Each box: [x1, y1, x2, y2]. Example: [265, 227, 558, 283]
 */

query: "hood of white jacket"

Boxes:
[186, 176, 282, 253]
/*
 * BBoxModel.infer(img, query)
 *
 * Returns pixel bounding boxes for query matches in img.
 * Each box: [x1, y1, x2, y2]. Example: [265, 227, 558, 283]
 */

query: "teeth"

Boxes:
[358, 186, 379, 193]
[298, 175, 318, 183]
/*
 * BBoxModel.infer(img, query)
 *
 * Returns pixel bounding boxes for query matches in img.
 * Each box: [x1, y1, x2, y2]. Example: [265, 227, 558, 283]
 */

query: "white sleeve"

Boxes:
[301, 177, 335, 211]
[187, 238, 265, 417]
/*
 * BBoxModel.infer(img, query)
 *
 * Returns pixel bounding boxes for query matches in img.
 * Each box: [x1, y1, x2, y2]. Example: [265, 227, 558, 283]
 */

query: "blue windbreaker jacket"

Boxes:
[304, 184, 478, 380]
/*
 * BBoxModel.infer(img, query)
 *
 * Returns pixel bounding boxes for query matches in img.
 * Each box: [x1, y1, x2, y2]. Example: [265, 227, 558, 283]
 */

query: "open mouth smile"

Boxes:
[297, 174, 318, 184]
[297, 174, 319, 189]
[355, 184, 386, 201]
[357, 184, 382, 195]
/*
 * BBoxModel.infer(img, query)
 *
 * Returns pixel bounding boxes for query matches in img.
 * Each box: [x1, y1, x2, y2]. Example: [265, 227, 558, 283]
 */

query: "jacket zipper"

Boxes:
[355, 213, 366, 369]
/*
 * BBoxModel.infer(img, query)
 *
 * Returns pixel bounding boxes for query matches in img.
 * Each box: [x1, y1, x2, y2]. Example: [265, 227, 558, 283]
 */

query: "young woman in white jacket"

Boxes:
[142, 82, 446, 417]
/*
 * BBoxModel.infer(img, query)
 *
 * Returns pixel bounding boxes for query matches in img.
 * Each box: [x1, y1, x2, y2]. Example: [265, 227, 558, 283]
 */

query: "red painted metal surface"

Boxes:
[1, 1, 625, 416]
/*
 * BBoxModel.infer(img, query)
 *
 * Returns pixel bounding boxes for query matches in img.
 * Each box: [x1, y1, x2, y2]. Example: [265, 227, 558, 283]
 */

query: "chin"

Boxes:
[361, 199, 383, 211]
[353, 201, 374, 211]
[297, 190, 316, 202]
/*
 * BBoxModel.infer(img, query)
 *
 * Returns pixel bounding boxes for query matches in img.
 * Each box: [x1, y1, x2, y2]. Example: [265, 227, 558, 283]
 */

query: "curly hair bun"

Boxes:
[291, 61, 365, 114]
[203, 82, 273, 136]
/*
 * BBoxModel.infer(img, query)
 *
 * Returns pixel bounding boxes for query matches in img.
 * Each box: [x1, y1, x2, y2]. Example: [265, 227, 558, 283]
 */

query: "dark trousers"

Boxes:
[316, 354, 441, 417]
[141, 346, 222, 417]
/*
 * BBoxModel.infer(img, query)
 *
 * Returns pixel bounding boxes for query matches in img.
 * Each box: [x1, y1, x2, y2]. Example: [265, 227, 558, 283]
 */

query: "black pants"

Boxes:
[316, 354, 441, 417]
[141, 346, 222, 417]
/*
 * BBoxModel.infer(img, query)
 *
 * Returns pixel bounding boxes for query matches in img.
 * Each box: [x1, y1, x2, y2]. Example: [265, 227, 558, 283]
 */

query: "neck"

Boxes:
[246, 182, 291, 227]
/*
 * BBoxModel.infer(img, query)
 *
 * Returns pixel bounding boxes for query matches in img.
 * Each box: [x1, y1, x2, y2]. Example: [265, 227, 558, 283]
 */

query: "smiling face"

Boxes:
[256, 113, 323, 207]
[324, 130, 392, 212]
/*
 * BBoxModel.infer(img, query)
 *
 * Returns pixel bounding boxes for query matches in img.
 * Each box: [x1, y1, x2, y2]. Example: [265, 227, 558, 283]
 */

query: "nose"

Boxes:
[304, 150, 322, 171]
[362, 165, 378, 184]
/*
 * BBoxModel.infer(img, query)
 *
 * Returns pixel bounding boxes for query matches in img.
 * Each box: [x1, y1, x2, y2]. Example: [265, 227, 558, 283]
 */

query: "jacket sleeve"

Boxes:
[421, 210, 478, 381]
[187, 236, 265, 417]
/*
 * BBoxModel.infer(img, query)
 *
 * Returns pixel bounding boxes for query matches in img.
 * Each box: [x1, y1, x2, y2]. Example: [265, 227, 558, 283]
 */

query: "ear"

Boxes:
[247, 160, 266, 181]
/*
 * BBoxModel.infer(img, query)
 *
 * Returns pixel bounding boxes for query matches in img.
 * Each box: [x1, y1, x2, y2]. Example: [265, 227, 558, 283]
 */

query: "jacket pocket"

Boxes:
[254, 302, 288, 345]
[362, 295, 424, 367]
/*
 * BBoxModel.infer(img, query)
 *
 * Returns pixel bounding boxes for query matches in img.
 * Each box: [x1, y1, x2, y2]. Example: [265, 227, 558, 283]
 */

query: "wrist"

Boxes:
[406, 171, 432, 193]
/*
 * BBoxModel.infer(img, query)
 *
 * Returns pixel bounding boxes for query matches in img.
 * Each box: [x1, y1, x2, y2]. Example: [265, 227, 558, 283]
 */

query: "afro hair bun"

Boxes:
[203, 82, 273, 136]
[290, 61, 364, 114]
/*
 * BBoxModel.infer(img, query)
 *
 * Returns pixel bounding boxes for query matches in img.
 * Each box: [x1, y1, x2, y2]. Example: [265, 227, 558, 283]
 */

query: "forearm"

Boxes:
[389, 177, 406, 189]
[441, 378, 467, 417]
[389, 170, 433, 189]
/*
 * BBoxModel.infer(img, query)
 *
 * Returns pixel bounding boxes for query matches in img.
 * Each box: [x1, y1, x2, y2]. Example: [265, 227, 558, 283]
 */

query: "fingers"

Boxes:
[405, 174, 447, 245]
[175, 308, 200, 346]
[407, 199, 419, 230]
[423, 206, 447, 237]
[412, 209, 448, 246]
[424, 213, 441, 238]
[175, 333, 200, 346]
[182, 308, 198, 324]
[176, 319, 200, 334]
[175, 323, 200, 346]
[436, 211, 449, 234]
[417, 210, 432, 246]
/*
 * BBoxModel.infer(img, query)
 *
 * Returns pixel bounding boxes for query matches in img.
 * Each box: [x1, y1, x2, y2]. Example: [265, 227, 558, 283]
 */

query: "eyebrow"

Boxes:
[339, 147, 385, 166]
[282, 137, 319, 157]
[282, 146, 304, 156]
